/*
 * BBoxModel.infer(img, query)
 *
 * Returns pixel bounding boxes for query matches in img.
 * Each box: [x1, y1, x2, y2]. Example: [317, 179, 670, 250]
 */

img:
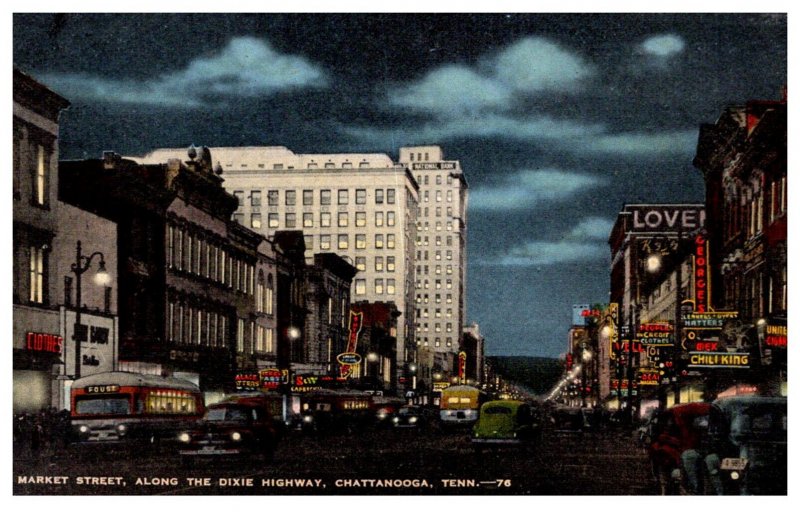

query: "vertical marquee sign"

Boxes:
[458, 351, 467, 384]
[339, 310, 364, 378]
[693, 234, 710, 312]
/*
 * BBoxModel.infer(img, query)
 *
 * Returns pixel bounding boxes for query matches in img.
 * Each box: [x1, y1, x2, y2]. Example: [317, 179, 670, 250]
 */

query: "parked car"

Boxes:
[177, 394, 281, 462]
[471, 400, 541, 452]
[704, 395, 787, 495]
[647, 402, 712, 495]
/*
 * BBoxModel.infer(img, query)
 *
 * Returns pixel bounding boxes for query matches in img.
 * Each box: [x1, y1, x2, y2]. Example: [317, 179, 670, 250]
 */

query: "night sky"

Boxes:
[12, 12, 787, 358]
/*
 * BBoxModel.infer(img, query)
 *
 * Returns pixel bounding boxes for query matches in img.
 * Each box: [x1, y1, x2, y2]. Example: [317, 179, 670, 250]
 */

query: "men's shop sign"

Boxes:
[26, 332, 63, 354]
[682, 311, 738, 329]
[637, 323, 674, 346]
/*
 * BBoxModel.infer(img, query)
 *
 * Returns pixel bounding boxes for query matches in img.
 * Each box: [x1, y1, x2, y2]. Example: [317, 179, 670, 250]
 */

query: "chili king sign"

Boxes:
[637, 322, 674, 346]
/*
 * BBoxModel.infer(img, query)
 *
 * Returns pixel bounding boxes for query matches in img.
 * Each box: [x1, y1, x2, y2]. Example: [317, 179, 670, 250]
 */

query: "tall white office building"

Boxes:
[397, 146, 468, 377]
[138, 146, 419, 387]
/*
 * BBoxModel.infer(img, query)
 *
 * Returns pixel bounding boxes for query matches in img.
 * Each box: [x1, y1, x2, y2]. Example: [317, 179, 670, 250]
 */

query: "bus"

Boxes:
[439, 385, 487, 428]
[70, 371, 205, 444]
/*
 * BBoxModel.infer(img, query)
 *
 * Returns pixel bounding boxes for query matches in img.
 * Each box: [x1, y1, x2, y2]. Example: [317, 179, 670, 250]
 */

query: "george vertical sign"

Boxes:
[693, 235, 710, 312]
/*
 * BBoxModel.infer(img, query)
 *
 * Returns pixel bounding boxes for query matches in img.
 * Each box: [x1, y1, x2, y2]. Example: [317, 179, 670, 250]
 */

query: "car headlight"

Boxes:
[730, 471, 740, 481]
[392, 417, 400, 424]
[409, 417, 418, 424]
[79, 425, 90, 434]
[116, 424, 128, 434]
[230, 431, 242, 442]
[178, 432, 191, 443]
[303, 415, 314, 423]
[377, 412, 387, 420]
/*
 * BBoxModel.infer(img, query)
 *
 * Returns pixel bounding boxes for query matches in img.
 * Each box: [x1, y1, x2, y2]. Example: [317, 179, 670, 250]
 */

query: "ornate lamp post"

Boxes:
[71, 240, 109, 380]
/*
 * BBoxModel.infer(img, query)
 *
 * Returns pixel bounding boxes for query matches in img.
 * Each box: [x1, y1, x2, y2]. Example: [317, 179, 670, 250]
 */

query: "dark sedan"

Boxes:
[177, 396, 279, 462]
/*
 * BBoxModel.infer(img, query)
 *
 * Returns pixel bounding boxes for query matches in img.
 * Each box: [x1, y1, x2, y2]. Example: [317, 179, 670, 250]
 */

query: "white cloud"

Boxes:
[495, 37, 595, 93]
[386, 36, 593, 117]
[342, 114, 605, 147]
[478, 216, 614, 267]
[568, 217, 615, 240]
[38, 37, 328, 107]
[389, 65, 511, 117]
[470, 169, 606, 211]
[640, 34, 686, 57]
[579, 130, 698, 156]
[492, 241, 607, 267]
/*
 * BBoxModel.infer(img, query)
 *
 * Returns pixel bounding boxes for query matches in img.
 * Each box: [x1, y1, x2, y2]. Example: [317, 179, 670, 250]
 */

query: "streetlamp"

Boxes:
[71, 240, 109, 380]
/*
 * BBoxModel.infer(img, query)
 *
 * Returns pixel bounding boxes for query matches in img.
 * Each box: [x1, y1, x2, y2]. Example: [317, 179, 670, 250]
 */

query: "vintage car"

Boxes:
[177, 394, 281, 462]
[647, 402, 712, 495]
[391, 405, 436, 429]
[471, 400, 541, 452]
[704, 395, 787, 495]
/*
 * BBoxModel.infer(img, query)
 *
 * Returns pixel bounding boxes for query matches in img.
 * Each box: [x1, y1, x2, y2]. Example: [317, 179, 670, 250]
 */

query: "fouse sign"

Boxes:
[628, 205, 705, 233]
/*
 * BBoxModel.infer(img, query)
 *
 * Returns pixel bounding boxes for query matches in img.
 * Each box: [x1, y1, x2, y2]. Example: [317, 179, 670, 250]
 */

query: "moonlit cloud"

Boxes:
[470, 170, 606, 211]
[568, 217, 615, 240]
[37, 37, 328, 107]
[491, 241, 608, 267]
[640, 34, 686, 57]
[494, 37, 595, 93]
[386, 36, 593, 117]
[389, 65, 511, 117]
[477, 216, 614, 267]
[578, 130, 698, 156]
[342, 114, 605, 147]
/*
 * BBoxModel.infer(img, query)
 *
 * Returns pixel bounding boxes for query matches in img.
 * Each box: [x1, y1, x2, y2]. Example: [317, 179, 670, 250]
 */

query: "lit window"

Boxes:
[303, 213, 313, 228]
[338, 212, 348, 227]
[251, 213, 261, 229]
[338, 235, 349, 250]
[29, 245, 46, 303]
[356, 234, 366, 249]
[320, 212, 331, 227]
[355, 279, 366, 295]
[355, 211, 366, 227]
[355, 257, 366, 271]
[268, 213, 279, 228]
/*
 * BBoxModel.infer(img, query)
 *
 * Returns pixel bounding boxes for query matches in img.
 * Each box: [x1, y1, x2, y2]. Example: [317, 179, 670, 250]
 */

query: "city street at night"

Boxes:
[13, 425, 657, 496]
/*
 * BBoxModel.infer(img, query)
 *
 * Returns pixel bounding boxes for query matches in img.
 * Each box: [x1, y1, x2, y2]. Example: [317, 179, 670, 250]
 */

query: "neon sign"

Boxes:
[25, 332, 63, 354]
[693, 235, 710, 312]
[340, 311, 363, 378]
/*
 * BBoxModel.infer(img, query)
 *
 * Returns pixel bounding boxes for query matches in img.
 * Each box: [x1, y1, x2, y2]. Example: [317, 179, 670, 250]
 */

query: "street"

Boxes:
[13, 425, 657, 495]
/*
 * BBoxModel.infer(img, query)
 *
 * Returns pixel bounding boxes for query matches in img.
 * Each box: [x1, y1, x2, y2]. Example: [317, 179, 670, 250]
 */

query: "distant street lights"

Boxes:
[70, 240, 109, 380]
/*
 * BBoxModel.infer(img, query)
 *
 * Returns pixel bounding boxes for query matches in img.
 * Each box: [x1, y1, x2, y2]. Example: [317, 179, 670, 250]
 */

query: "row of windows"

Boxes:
[236, 318, 275, 354]
[415, 293, 454, 306]
[416, 287, 456, 300]
[418, 221, 457, 232]
[414, 173, 455, 186]
[300, 233, 398, 251]
[412, 249, 455, 261]
[416, 264, 455, 276]
[416, 336, 455, 348]
[416, 237, 454, 254]
[353, 278, 397, 296]
[241, 210, 399, 230]
[235, 188, 397, 207]
[167, 301, 228, 348]
[166, 224, 256, 295]
[418, 206, 454, 218]
[420, 190, 453, 203]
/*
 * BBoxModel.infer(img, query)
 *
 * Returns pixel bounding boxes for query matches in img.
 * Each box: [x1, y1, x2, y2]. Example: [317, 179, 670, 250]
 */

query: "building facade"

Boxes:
[13, 69, 121, 412]
[60, 149, 279, 400]
[398, 146, 468, 379]
[694, 97, 787, 396]
[608, 204, 706, 411]
[138, 146, 420, 391]
[303, 252, 358, 375]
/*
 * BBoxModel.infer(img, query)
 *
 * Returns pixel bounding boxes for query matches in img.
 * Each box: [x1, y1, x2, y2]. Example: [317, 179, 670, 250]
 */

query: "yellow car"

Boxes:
[471, 400, 541, 451]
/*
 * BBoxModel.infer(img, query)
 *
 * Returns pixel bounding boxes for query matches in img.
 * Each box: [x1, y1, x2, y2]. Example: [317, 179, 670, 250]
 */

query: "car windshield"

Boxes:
[74, 394, 131, 415]
[731, 406, 786, 440]
[206, 406, 250, 422]
[399, 407, 418, 415]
